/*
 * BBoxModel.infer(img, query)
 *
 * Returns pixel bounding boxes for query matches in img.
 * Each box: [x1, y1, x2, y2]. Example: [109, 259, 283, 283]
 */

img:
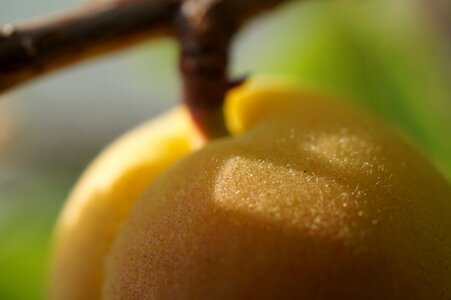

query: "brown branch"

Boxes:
[0, 0, 180, 92]
[0, 0, 295, 138]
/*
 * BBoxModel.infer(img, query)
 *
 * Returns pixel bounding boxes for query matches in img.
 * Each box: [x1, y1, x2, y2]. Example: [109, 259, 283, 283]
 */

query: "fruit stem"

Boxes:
[176, 0, 237, 138]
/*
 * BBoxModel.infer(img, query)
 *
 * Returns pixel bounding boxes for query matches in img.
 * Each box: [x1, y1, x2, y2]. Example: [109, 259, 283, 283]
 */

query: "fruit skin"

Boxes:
[51, 78, 451, 299]
[103, 79, 451, 299]
[49, 107, 203, 300]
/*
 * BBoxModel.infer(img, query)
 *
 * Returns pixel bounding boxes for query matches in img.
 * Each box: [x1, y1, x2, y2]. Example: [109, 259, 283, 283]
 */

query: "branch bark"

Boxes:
[0, 0, 295, 138]
[0, 0, 179, 92]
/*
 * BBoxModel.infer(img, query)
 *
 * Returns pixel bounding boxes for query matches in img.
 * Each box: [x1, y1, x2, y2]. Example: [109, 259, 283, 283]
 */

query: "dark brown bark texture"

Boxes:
[0, 0, 294, 137]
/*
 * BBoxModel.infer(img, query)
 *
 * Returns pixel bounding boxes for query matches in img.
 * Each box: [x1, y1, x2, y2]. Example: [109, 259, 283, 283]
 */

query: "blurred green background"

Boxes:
[0, 0, 450, 298]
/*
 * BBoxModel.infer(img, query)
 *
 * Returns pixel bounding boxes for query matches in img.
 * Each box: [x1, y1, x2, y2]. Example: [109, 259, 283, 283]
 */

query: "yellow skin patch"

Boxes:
[51, 77, 451, 299]
[50, 107, 203, 300]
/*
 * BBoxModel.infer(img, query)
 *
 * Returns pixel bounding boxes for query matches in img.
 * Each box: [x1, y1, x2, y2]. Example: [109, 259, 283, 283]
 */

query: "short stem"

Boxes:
[177, 0, 237, 138]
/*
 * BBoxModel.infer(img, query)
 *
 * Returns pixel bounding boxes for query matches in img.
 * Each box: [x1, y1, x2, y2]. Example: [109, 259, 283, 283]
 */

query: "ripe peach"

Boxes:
[51, 78, 451, 299]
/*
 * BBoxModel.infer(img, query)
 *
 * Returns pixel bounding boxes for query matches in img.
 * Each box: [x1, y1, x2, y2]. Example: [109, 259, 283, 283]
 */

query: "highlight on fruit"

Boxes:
[1, 0, 450, 299]
[50, 77, 451, 299]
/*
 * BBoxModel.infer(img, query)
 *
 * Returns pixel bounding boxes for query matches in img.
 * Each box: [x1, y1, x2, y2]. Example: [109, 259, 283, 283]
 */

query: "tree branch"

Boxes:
[0, 0, 295, 138]
[0, 0, 180, 92]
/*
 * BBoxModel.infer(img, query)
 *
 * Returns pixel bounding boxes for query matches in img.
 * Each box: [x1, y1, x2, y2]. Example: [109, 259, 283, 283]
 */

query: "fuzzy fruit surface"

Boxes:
[51, 77, 451, 299]
[50, 107, 204, 299]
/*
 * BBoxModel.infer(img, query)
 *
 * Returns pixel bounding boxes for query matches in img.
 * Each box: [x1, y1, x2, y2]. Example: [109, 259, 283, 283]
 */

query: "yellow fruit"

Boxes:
[49, 107, 204, 299]
[51, 77, 451, 299]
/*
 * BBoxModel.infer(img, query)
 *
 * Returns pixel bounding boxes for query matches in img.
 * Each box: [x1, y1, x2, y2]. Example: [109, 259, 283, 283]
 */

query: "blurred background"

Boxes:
[0, 0, 450, 298]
